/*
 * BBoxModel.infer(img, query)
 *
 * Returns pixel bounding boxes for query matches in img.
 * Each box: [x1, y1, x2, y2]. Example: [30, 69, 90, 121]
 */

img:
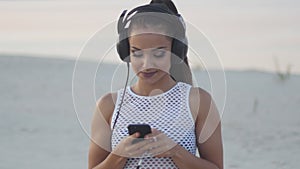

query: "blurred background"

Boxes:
[1, 0, 300, 73]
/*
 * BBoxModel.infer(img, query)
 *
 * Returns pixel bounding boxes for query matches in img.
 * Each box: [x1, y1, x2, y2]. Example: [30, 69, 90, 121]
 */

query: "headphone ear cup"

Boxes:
[117, 31, 130, 62]
[171, 38, 187, 63]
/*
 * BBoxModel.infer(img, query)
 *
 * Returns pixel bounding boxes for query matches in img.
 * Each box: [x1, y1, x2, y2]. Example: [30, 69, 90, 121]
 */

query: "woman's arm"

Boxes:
[171, 124, 223, 169]
[89, 141, 127, 169]
[88, 93, 128, 169]
[171, 88, 223, 169]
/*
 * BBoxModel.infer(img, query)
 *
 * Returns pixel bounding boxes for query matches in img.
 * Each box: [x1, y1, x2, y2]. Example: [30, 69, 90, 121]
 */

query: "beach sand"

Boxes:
[0, 55, 299, 169]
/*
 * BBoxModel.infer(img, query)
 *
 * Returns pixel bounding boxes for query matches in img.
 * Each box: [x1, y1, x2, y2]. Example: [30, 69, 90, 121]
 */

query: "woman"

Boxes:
[88, 0, 223, 169]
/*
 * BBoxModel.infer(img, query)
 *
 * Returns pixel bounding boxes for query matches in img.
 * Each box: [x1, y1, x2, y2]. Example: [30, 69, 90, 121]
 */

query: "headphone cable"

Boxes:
[112, 62, 144, 169]
[112, 62, 130, 129]
[137, 158, 143, 169]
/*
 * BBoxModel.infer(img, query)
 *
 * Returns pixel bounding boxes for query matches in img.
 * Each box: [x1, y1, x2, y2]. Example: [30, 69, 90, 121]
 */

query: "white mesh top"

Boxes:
[111, 82, 197, 169]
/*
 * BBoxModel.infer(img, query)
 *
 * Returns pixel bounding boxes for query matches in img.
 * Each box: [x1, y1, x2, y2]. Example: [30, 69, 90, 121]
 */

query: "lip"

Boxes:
[140, 71, 158, 78]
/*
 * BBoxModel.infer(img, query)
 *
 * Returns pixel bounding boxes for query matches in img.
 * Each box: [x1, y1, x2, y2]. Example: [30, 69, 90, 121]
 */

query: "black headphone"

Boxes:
[116, 3, 188, 63]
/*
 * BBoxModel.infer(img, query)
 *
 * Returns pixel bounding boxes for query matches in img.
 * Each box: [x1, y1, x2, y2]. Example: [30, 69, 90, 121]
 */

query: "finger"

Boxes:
[130, 132, 140, 138]
[144, 134, 162, 143]
[126, 132, 141, 144]
[141, 135, 167, 152]
[138, 141, 158, 152]
[151, 128, 161, 135]
[155, 144, 180, 158]
[134, 138, 153, 147]
[123, 145, 145, 158]
[122, 134, 139, 146]
[148, 141, 177, 156]
[149, 146, 166, 157]
[145, 129, 161, 139]
[149, 143, 173, 156]
[126, 148, 145, 158]
[126, 138, 153, 153]
[139, 138, 168, 153]
[128, 146, 151, 158]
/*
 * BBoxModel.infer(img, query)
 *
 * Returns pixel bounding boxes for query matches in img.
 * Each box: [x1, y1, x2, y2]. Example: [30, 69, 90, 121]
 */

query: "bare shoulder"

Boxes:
[96, 92, 118, 124]
[90, 92, 118, 151]
[189, 87, 212, 102]
[189, 87, 213, 121]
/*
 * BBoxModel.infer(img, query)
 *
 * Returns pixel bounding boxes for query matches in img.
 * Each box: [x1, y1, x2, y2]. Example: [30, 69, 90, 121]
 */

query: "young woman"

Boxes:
[88, 0, 223, 169]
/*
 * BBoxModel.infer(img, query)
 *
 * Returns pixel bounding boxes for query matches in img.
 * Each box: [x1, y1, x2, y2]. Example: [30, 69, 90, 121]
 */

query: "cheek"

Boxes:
[156, 55, 172, 73]
[130, 57, 142, 72]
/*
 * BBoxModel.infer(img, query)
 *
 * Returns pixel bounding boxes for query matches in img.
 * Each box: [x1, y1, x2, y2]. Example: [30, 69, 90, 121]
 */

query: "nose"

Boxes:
[141, 53, 154, 70]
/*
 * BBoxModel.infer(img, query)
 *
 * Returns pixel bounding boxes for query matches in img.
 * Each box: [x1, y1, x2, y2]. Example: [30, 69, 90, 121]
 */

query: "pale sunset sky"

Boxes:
[0, 0, 299, 74]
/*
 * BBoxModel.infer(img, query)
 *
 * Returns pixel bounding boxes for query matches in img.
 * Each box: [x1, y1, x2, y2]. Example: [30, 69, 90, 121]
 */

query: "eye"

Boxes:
[153, 49, 166, 58]
[131, 50, 143, 57]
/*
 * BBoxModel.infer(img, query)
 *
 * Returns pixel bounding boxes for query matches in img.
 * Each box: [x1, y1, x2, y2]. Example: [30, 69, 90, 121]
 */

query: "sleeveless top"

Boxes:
[111, 82, 197, 169]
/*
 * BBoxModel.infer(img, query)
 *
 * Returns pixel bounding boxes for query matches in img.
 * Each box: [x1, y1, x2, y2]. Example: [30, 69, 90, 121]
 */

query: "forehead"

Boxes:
[129, 33, 172, 49]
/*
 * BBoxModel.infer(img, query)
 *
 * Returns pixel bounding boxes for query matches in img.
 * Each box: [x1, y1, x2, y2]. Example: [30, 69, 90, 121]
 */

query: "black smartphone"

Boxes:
[127, 124, 151, 143]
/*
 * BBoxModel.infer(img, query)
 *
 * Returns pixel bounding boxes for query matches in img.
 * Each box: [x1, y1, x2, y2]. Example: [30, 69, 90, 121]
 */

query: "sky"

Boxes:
[0, 0, 299, 74]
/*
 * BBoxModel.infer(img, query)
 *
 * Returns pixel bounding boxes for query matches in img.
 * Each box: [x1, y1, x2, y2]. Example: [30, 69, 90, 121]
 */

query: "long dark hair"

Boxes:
[129, 0, 193, 85]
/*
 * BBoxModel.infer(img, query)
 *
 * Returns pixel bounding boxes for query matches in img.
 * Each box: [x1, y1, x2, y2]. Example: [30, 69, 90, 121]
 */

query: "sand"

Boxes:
[0, 55, 299, 169]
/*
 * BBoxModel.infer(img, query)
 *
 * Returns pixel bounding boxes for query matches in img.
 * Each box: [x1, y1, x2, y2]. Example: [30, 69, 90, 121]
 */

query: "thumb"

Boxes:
[131, 132, 140, 138]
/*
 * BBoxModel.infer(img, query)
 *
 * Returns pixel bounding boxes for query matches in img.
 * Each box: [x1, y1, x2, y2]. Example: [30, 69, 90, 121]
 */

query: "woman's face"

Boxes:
[129, 32, 172, 84]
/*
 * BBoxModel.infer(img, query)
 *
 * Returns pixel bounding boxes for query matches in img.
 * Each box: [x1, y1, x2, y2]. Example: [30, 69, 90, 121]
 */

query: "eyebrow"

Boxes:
[131, 46, 167, 50]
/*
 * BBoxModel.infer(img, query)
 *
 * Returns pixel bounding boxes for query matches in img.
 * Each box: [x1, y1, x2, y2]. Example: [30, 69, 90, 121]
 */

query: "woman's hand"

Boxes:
[143, 129, 180, 158]
[112, 132, 153, 158]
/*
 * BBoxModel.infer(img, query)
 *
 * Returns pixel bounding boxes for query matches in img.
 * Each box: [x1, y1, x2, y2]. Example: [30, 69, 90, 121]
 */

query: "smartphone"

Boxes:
[127, 124, 151, 143]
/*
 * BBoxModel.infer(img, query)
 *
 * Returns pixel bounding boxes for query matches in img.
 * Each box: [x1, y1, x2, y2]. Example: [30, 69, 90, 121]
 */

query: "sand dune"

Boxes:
[0, 55, 299, 169]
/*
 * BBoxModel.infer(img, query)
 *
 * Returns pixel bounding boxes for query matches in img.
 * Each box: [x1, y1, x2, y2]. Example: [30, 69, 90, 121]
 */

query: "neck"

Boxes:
[132, 75, 177, 96]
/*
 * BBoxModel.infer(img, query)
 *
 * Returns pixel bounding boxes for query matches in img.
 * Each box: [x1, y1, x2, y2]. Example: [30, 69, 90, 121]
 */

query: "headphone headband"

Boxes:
[117, 10, 128, 34]
[119, 3, 185, 34]
[117, 3, 188, 62]
[127, 3, 178, 16]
